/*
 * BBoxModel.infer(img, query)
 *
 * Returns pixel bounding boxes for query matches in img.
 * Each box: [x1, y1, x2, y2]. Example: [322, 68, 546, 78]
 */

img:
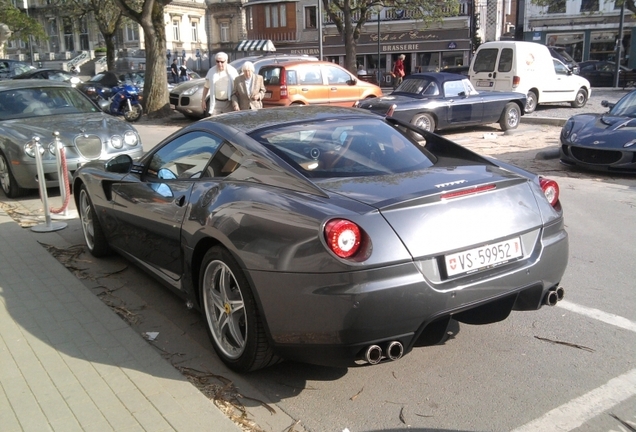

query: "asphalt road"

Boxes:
[1, 93, 635, 432]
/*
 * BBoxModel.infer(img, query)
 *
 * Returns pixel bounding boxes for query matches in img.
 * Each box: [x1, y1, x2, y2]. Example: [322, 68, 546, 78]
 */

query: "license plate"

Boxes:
[444, 237, 522, 277]
[265, 92, 272, 99]
[477, 80, 494, 87]
[170, 104, 176, 110]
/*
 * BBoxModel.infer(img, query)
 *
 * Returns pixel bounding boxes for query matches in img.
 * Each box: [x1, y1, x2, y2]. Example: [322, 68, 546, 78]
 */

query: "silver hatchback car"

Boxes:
[169, 54, 317, 119]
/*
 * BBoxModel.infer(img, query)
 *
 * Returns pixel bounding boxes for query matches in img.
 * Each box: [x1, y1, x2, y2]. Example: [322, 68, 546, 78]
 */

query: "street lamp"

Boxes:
[372, 1, 383, 85]
[318, 0, 324, 61]
[614, 0, 626, 87]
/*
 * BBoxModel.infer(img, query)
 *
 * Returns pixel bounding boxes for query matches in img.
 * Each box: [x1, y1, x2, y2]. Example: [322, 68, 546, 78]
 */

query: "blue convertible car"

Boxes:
[356, 72, 527, 133]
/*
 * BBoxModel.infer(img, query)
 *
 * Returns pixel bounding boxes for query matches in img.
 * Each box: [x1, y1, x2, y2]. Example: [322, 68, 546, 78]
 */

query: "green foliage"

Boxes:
[0, 0, 47, 42]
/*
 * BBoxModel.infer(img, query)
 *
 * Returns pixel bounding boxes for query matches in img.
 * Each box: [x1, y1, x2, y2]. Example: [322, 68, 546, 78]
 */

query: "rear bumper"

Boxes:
[247, 223, 568, 366]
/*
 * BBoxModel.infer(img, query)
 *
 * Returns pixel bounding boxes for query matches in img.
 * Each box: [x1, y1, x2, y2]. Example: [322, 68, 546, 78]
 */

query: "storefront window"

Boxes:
[416, 52, 440, 72]
[546, 33, 584, 61]
[589, 31, 629, 62]
[441, 51, 464, 69]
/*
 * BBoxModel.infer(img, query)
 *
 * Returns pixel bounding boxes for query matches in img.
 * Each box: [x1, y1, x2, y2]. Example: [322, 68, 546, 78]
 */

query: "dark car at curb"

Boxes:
[355, 72, 526, 133]
[72, 105, 568, 372]
[560, 89, 636, 173]
[11, 68, 82, 86]
[578, 60, 636, 88]
[0, 80, 142, 198]
[0, 59, 36, 80]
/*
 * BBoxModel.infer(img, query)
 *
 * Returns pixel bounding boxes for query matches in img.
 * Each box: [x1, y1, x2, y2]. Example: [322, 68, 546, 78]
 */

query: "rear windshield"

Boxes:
[260, 66, 284, 85]
[249, 118, 435, 178]
[473, 48, 499, 73]
[395, 77, 441, 96]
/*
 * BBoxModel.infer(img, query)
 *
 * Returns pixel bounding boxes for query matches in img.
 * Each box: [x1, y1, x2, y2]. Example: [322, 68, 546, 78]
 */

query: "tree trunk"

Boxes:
[105, 34, 116, 72]
[140, 6, 171, 118]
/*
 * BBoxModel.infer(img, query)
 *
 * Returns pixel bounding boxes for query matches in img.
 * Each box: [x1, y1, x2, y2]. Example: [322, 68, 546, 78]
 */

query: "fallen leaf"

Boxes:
[350, 387, 364, 401]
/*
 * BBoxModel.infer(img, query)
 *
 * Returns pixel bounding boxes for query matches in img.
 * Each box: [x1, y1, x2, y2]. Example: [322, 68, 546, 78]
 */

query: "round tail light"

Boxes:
[539, 177, 560, 207]
[324, 219, 361, 258]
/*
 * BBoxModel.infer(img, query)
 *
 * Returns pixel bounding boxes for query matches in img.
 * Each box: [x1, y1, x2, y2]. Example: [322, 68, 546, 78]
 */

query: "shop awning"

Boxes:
[235, 40, 276, 52]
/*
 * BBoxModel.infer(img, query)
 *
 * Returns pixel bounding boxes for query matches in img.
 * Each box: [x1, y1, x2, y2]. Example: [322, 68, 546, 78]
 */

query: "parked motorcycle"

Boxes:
[96, 83, 143, 123]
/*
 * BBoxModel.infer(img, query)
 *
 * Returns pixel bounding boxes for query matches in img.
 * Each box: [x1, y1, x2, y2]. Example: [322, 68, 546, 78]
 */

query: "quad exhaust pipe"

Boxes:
[543, 286, 565, 306]
[364, 341, 404, 365]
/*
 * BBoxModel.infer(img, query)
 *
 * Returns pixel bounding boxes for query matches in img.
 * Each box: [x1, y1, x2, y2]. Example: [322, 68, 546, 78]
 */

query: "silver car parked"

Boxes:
[169, 54, 318, 119]
[0, 80, 143, 198]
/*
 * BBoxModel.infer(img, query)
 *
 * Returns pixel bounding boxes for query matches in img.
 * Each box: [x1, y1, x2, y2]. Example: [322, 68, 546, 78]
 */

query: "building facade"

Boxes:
[523, 0, 635, 67]
[242, 0, 473, 84]
[4, 0, 212, 73]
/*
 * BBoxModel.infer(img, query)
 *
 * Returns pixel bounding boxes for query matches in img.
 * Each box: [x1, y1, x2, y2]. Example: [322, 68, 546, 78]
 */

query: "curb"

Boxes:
[535, 148, 561, 160]
[521, 116, 567, 127]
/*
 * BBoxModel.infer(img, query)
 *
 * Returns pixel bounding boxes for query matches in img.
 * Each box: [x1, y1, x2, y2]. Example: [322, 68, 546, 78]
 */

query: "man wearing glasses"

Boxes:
[201, 52, 239, 116]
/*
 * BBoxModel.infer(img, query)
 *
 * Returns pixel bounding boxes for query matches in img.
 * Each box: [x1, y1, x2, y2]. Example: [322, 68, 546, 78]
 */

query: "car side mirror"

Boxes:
[105, 154, 133, 174]
[458, 91, 467, 98]
[347, 78, 357, 86]
[601, 100, 615, 110]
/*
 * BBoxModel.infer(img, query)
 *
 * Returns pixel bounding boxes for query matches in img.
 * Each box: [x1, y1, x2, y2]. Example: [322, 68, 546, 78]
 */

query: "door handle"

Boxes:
[492, 72, 497, 78]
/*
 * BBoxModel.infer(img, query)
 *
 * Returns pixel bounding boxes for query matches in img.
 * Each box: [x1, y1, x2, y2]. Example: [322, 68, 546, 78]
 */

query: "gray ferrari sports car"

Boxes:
[72, 106, 569, 372]
[560, 89, 636, 173]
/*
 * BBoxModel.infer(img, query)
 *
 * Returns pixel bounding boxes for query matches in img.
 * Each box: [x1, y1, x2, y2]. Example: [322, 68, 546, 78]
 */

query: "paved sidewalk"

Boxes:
[0, 209, 240, 431]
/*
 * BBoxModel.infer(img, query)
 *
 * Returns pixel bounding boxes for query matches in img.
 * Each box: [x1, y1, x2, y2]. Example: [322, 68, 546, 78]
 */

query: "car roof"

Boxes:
[0, 79, 73, 90]
[14, 68, 68, 75]
[259, 60, 350, 70]
[231, 54, 318, 70]
[196, 105, 378, 134]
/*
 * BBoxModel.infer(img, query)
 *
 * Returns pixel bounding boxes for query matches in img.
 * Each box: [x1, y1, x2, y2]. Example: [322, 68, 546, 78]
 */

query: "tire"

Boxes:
[499, 102, 521, 131]
[78, 184, 111, 257]
[0, 151, 28, 198]
[409, 113, 436, 140]
[200, 247, 280, 372]
[570, 88, 588, 108]
[123, 103, 143, 122]
[525, 90, 538, 114]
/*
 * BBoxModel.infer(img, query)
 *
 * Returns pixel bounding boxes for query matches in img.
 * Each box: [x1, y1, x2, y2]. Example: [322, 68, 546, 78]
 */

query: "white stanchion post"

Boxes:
[29, 136, 66, 233]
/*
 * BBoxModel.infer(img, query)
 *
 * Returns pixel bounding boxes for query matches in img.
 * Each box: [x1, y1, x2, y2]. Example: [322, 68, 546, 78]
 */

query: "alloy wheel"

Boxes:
[79, 189, 95, 251]
[203, 260, 247, 359]
[0, 154, 11, 195]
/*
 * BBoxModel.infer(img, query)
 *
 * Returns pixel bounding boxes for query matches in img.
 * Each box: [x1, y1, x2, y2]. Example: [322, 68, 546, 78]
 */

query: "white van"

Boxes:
[469, 41, 591, 113]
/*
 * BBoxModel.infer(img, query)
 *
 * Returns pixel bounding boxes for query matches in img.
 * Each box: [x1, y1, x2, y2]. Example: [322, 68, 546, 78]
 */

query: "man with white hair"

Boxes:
[231, 61, 266, 111]
[201, 52, 239, 116]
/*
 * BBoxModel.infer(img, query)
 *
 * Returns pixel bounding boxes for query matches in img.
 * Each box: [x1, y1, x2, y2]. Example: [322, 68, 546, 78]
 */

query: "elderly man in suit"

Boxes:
[201, 52, 239, 116]
[231, 61, 266, 111]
